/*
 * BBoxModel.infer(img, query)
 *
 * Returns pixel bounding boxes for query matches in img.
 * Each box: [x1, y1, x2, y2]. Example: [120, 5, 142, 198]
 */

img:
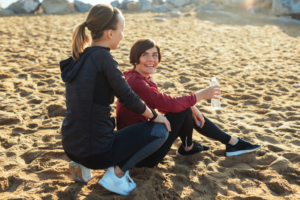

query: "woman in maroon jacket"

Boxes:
[116, 38, 261, 168]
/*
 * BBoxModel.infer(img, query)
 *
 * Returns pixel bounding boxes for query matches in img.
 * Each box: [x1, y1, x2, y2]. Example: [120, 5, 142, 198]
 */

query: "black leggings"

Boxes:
[135, 108, 231, 168]
[65, 121, 168, 172]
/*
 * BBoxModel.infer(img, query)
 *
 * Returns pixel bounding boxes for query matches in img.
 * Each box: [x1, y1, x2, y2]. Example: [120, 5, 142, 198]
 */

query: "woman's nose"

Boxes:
[147, 56, 154, 61]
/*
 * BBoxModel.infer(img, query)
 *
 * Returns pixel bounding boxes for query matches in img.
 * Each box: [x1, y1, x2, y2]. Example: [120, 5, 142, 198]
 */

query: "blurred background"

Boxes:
[0, 0, 113, 8]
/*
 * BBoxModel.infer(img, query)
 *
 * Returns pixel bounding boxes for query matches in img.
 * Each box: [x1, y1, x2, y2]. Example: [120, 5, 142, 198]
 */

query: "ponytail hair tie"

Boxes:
[84, 22, 87, 27]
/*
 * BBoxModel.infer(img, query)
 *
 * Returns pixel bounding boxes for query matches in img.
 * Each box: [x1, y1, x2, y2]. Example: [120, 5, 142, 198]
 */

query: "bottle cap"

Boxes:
[211, 77, 217, 81]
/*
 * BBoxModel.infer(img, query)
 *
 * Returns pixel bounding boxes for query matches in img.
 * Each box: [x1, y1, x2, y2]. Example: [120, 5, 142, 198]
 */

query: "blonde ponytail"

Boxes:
[71, 4, 121, 61]
[71, 22, 90, 61]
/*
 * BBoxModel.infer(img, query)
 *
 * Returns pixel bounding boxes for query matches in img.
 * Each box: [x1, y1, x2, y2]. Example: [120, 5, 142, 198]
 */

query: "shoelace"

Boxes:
[125, 171, 135, 184]
[124, 172, 136, 191]
[194, 142, 203, 151]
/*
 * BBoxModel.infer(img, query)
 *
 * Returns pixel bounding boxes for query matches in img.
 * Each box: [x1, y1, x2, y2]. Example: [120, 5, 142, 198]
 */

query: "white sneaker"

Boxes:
[98, 167, 137, 196]
[69, 161, 92, 183]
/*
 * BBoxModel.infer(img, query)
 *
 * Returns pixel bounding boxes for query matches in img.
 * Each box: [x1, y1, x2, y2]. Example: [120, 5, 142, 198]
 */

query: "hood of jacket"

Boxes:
[60, 46, 109, 83]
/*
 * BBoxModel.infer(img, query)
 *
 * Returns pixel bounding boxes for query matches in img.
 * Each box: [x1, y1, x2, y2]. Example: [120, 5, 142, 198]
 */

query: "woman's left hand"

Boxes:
[191, 106, 205, 128]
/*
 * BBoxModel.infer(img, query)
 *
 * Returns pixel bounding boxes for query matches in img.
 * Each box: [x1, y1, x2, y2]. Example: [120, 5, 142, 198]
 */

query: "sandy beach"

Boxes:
[0, 9, 300, 199]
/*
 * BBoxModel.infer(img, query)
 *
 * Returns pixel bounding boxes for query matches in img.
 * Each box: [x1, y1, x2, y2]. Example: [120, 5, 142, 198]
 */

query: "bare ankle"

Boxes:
[114, 166, 125, 178]
[229, 137, 238, 145]
[183, 142, 194, 151]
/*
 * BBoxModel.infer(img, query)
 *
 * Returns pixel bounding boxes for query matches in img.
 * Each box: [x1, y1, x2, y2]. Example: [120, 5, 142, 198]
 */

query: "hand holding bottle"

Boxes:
[195, 85, 221, 101]
[210, 77, 221, 110]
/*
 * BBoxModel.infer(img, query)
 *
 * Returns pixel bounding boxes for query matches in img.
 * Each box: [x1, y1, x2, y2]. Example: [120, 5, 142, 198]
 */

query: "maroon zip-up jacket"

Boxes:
[116, 69, 197, 130]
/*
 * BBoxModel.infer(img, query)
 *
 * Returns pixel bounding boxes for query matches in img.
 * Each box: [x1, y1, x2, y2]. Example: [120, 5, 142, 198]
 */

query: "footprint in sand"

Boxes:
[259, 135, 280, 144]
[290, 139, 300, 147]
[266, 179, 294, 195]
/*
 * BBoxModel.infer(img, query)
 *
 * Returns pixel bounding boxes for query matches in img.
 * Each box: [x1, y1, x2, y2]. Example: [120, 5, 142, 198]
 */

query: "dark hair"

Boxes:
[72, 4, 122, 61]
[130, 39, 162, 69]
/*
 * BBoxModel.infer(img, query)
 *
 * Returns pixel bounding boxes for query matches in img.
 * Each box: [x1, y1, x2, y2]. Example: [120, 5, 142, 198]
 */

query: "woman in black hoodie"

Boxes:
[60, 5, 171, 196]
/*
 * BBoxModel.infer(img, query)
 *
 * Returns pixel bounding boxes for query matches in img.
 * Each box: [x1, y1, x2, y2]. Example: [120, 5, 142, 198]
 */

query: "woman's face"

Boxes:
[135, 46, 159, 77]
[110, 14, 125, 49]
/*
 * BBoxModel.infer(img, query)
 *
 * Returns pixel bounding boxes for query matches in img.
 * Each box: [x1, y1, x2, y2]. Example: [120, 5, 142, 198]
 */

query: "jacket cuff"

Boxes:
[191, 93, 197, 105]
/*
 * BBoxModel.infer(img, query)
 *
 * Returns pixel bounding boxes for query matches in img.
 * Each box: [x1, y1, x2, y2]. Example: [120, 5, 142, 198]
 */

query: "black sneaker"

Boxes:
[226, 138, 261, 157]
[176, 141, 210, 156]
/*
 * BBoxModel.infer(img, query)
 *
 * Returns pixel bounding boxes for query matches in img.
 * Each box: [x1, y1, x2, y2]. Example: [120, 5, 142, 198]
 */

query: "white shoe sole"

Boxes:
[226, 146, 261, 157]
[98, 178, 133, 196]
[69, 161, 92, 183]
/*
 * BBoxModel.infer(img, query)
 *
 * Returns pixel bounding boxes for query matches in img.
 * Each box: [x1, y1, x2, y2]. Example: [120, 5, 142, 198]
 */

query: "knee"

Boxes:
[151, 123, 169, 140]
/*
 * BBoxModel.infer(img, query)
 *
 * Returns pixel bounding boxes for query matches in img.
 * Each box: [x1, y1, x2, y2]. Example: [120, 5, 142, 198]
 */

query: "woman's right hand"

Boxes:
[153, 115, 171, 132]
[195, 85, 221, 101]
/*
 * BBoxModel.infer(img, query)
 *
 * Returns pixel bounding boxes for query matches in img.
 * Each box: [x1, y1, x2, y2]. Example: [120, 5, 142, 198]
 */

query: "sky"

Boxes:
[0, 0, 114, 9]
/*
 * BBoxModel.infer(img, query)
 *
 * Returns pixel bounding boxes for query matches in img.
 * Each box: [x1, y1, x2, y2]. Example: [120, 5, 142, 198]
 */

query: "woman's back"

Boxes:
[61, 46, 118, 157]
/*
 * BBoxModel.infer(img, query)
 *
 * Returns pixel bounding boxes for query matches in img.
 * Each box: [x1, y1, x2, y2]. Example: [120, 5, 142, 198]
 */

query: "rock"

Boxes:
[154, 18, 167, 22]
[250, 5, 261, 14]
[127, 2, 142, 11]
[272, 0, 300, 16]
[184, 13, 191, 17]
[250, 5, 268, 14]
[155, 14, 170, 18]
[169, 8, 181, 12]
[189, 0, 206, 6]
[74, 0, 92, 13]
[195, 3, 216, 14]
[119, 0, 135, 9]
[139, 0, 152, 11]
[257, 0, 272, 9]
[167, 0, 190, 8]
[180, 5, 191, 12]
[152, 4, 167, 12]
[166, 2, 175, 11]
[7, 1, 23, 13]
[7, 0, 40, 14]
[153, 0, 164, 5]
[34, 4, 45, 14]
[110, 0, 120, 7]
[211, 0, 243, 8]
[0, 9, 14, 15]
[41, 0, 77, 14]
[217, 10, 240, 18]
[269, 16, 300, 26]
[22, 0, 40, 13]
[218, 4, 227, 10]
[170, 10, 181, 17]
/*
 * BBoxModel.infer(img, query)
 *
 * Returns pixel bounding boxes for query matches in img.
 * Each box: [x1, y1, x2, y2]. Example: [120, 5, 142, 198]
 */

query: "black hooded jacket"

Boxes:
[60, 46, 146, 157]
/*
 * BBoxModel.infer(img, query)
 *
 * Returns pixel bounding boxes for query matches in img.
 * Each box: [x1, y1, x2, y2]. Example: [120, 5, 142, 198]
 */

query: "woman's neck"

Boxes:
[91, 40, 110, 49]
[134, 68, 150, 78]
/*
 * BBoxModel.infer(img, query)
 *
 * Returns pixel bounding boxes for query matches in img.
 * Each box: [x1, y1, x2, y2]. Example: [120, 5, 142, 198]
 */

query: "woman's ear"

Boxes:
[107, 29, 113, 39]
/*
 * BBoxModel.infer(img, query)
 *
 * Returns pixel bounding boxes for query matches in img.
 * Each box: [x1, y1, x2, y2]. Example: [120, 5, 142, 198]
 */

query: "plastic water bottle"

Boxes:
[210, 77, 221, 110]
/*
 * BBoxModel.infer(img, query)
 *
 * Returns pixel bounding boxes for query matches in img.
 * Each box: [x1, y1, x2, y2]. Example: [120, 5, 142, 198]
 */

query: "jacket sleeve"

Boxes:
[101, 58, 146, 115]
[130, 78, 197, 115]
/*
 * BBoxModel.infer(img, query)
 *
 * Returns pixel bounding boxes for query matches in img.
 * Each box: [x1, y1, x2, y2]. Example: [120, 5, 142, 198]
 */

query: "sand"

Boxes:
[0, 9, 300, 200]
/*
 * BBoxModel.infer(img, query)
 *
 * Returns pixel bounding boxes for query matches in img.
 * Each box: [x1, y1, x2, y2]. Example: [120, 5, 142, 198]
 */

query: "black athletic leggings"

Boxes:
[135, 108, 231, 168]
[65, 121, 168, 172]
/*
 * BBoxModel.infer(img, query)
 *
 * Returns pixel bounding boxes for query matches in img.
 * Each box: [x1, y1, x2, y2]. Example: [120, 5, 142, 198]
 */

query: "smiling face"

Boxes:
[135, 46, 159, 77]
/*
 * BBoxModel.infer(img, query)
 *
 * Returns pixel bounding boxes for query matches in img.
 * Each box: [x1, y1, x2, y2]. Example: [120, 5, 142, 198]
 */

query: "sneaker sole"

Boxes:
[226, 146, 261, 157]
[98, 179, 131, 196]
